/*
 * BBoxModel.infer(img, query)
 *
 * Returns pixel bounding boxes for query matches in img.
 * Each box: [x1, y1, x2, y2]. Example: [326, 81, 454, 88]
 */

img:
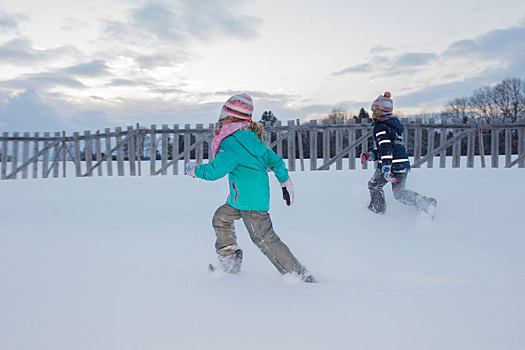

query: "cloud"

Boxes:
[369, 45, 394, 54]
[0, 90, 119, 132]
[333, 53, 436, 77]
[443, 24, 525, 78]
[333, 63, 373, 76]
[392, 52, 437, 67]
[0, 10, 26, 32]
[131, 3, 185, 42]
[0, 38, 78, 65]
[1, 60, 111, 91]
[176, 0, 261, 40]
[1, 72, 86, 91]
[0, 90, 67, 132]
[61, 60, 108, 76]
[104, 0, 260, 47]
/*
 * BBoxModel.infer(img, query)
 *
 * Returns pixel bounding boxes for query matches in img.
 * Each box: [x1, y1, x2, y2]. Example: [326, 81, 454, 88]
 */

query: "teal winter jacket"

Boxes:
[194, 130, 289, 211]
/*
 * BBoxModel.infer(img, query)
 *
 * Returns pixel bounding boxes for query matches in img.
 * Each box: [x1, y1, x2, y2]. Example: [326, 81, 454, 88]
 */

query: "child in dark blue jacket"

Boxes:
[362, 92, 437, 216]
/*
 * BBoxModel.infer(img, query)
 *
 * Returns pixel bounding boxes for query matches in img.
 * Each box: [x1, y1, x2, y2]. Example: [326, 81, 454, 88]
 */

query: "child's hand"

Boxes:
[360, 151, 377, 164]
[381, 165, 398, 183]
[185, 161, 197, 177]
[281, 177, 295, 206]
[360, 152, 370, 164]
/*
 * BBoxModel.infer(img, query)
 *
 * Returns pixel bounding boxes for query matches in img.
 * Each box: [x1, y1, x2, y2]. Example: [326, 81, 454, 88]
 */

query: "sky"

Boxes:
[1, 0, 525, 132]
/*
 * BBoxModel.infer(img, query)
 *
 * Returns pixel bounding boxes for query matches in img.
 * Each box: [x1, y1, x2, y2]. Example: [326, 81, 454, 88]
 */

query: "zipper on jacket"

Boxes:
[232, 181, 238, 202]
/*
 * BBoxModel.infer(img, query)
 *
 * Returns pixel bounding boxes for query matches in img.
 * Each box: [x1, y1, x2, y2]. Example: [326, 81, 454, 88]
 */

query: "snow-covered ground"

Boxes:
[1, 167, 524, 350]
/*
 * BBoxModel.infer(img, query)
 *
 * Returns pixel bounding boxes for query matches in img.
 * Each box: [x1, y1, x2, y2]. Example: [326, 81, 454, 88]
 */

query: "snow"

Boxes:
[1, 167, 524, 350]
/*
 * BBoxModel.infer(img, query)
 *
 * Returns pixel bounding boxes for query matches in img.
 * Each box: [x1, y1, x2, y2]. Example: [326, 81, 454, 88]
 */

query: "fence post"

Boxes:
[11, 132, 19, 179]
[452, 119, 461, 168]
[116, 127, 125, 176]
[21, 132, 30, 179]
[360, 125, 369, 170]
[161, 124, 169, 175]
[208, 123, 215, 162]
[126, 126, 136, 176]
[505, 128, 512, 168]
[322, 119, 330, 168]
[491, 127, 499, 168]
[402, 118, 409, 151]
[347, 120, 356, 170]
[62, 131, 67, 178]
[335, 119, 343, 170]
[478, 123, 486, 168]
[1, 132, 8, 179]
[73, 132, 81, 177]
[296, 119, 305, 171]
[427, 119, 435, 168]
[173, 124, 179, 174]
[519, 124, 525, 168]
[439, 121, 447, 168]
[287, 120, 296, 171]
[150, 124, 157, 175]
[276, 121, 283, 156]
[104, 128, 113, 176]
[32, 132, 39, 178]
[196, 124, 204, 165]
[466, 121, 475, 168]
[413, 118, 422, 167]
[53, 132, 61, 178]
[84, 130, 93, 176]
[309, 120, 317, 170]
[184, 124, 191, 165]
[95, 131, 103, 176]
[136, 123, 142, 176]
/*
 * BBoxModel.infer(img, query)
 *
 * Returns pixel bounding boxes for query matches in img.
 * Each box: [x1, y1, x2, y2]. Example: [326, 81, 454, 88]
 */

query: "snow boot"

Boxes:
[368, 189, 386, 214]
[213, 245, 243, 273]
[368, 201, 385, 214]
[302, 273, 318, 283]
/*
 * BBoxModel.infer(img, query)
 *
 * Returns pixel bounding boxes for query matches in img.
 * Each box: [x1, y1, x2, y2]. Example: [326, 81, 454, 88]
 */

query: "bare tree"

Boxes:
[506, 77, 525, 123]
[443, 97, 470, 123]
[326, 106, 349, 122]
[492, 79, 512, 122]
[469, 86, 498, 122]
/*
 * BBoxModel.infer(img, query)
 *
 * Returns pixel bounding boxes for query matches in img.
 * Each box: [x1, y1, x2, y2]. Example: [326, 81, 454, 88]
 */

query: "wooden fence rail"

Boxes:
[1, 118, 525, 180]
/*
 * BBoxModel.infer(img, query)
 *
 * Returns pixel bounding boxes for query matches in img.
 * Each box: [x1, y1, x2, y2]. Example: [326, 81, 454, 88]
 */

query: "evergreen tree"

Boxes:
[357, 107, 369, 121]
[259, 111, 278, 126]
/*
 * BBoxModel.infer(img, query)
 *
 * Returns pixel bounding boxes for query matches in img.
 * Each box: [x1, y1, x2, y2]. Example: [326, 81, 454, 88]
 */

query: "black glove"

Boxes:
[280, 178, 294, 206]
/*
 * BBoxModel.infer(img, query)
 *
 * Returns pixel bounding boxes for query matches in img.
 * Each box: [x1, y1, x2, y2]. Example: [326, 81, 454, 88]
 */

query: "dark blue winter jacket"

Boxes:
[372, 114, 410, 173]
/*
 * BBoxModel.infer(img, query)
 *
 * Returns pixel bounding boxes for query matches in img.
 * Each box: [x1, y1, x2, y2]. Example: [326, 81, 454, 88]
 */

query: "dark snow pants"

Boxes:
[212, 203, 306, 276]
[368, 168, 434, 213]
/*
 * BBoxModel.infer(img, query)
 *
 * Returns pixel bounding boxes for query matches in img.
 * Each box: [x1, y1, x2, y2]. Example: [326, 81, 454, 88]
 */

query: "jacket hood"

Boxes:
[373, 115, 404, 135]
[231, 130, 268, 157]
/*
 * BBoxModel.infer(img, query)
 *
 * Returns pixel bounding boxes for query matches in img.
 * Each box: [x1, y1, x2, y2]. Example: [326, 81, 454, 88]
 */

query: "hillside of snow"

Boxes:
[1, 167, 524, 350]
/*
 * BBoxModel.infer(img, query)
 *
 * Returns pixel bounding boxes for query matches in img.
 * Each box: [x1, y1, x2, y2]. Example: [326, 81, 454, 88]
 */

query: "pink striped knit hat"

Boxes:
[371, 92, 393, 114]
[219, 93, 254, 121]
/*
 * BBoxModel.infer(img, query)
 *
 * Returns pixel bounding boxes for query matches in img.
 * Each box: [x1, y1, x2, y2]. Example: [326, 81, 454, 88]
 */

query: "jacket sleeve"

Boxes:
[194, 138, 239, 181]
[374, 124, 394, 167]
[267, 148, 289, 183]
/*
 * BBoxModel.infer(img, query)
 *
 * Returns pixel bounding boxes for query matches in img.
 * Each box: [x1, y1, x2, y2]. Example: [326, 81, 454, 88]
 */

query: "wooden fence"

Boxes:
[1, 118, 525, 180]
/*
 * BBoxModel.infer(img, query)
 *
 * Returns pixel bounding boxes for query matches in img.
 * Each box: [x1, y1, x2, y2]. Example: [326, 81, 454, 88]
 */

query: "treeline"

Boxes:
[442, 77, 525, 123]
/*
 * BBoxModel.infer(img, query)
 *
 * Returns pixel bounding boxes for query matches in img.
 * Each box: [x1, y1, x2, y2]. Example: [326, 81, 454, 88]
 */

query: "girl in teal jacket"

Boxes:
[186, 93, 316, 283]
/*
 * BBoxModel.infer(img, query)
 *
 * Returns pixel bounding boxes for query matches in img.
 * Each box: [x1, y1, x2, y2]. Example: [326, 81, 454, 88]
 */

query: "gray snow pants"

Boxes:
[368, 168, 434, 213]
[212, 203, 306, 276]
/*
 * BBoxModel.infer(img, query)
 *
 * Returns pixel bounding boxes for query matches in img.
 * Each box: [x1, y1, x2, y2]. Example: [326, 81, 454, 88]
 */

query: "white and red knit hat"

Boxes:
[371, 91, 393, 114]
[219, 93, 254, 121]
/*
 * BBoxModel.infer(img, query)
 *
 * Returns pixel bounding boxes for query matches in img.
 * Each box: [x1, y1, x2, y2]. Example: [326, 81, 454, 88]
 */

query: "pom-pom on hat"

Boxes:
[219, 93, 254, 121]
[371, 91, 393, 114]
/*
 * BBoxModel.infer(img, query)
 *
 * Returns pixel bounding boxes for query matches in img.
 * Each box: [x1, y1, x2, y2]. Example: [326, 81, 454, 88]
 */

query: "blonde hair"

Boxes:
[223, 116, 268, 145]
[372, 110, 384, 120]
